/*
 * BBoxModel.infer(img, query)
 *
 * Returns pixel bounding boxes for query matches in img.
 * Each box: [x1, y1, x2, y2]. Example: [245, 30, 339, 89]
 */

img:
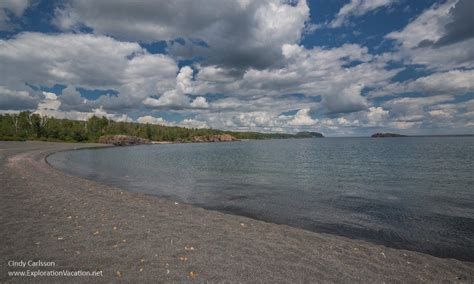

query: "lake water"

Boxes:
[48, 137, 474, 261]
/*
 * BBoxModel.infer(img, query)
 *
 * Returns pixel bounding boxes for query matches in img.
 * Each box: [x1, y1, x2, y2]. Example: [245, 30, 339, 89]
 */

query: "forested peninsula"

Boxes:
[0, 112, 323, 143]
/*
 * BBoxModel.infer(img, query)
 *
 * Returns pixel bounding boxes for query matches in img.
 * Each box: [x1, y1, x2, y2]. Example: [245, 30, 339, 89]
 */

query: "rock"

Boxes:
[184, 246, 195, 251]
[98, 135, 151, 146]
[191, 134, 238, 143]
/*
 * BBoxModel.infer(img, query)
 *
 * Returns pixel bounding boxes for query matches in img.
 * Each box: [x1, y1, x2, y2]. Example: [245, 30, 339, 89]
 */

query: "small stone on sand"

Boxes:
[189, 271, 198, 278]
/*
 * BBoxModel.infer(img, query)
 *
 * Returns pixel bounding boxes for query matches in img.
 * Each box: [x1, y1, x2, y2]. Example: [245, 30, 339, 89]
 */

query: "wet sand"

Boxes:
[1, 141, 473, 282]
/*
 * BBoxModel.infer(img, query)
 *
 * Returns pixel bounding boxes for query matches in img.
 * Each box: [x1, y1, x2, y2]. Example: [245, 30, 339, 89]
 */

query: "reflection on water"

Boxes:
[48, 137, 474, 261]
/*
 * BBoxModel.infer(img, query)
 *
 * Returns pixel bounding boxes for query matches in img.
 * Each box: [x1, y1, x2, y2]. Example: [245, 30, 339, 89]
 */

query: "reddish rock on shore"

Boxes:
[98, 135, 151, 146]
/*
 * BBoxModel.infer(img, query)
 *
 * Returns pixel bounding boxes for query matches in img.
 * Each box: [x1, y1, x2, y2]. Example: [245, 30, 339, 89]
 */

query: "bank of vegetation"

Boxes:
[0, 111, 323, 143]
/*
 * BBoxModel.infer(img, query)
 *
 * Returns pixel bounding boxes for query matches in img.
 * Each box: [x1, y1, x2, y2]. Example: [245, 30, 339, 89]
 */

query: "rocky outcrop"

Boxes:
[98, 135, 151, 146]
[371, 133, 407, 138]
[192, 134, 238, 143]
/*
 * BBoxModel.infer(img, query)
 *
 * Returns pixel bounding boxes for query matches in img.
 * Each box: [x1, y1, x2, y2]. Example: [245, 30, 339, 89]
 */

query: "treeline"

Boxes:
[0, 111, 322, 143]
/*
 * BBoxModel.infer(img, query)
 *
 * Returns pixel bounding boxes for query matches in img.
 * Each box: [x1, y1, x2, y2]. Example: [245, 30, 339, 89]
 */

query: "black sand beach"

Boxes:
[1, 141, 473, 282]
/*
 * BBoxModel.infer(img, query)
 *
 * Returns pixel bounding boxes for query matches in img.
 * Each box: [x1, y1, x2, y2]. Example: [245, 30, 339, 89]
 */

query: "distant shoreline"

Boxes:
[319, 134, 474, 138]
[2, 133, 473, 145]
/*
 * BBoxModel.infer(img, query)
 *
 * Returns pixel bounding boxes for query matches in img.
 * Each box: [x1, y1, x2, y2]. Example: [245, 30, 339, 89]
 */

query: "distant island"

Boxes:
[371, 133, 408, 138]
[0, 111, 323, 144]
[295, 131, 324, 138]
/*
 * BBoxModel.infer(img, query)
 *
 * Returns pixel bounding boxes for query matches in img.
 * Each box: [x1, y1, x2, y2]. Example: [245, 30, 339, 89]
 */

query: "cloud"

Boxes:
[53, 0, 310, 70]
[384, 96, 474, 132]
[329, 0, 397, 28]
[143, 66, 206, 109]
[0, 0, 32, 30]
[137, 115, 209, 129]
[386, 0, 474, 70]
[57, 86, 90, 112]
[178, 118, 209, 129]
[386, 0, 456, 49]
[196, 111, 290, 132]
[224, 43, 396, 114]
[315, 107, 389, 130]
[190, 97, 209, 109]
[35, 96, 132, 122]
[364, 106, 390, 126]
[381, 95, 454, 129]
[288, 108, 318, 126]
[0, 32, 178, 113]
[182, 105, 392, 135]
[429, 99, 474, 127]
[0, 85, 38, 110]
[38, 92, 61, 111]
[143, 90, 189, 109]
[433, 0, 474, 47]
[135, 93, 471, 134]
[196, 65, 237, 83]
[383, 95, 454, 114]
[141, 42, 400, 133]
[370, 69, 474, 98]
[323, 84, 368, 114]
[90, 106, 132, 122]
[1, 32, 145, 88]
[136, 115, 167, 125]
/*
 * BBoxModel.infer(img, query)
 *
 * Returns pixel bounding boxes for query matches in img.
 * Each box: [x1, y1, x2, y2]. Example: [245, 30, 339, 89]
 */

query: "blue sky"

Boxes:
[0, 0, 473, 136]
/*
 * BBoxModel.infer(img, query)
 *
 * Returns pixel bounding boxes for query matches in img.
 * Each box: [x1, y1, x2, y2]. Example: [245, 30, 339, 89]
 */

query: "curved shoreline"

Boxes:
[1, 141, 473, 282]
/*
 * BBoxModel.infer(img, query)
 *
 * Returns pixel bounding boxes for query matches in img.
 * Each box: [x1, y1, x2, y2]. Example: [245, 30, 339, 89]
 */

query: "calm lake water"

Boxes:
[48, 137, 474, 261]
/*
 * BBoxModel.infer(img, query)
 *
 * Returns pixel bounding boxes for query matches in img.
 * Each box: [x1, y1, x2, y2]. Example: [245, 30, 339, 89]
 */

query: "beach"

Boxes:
[1, 141, 473, 282]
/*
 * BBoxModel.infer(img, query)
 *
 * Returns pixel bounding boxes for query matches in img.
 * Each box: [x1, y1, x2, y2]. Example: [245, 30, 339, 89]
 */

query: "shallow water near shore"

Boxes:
[48, 137, 474, 261]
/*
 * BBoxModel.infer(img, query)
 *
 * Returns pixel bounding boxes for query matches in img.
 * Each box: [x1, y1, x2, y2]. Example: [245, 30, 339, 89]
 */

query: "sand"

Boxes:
[0, 141, 473, 282]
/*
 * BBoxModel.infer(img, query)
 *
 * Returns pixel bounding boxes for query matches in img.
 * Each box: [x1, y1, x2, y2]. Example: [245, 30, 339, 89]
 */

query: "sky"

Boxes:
[0, 0, 473, 136]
